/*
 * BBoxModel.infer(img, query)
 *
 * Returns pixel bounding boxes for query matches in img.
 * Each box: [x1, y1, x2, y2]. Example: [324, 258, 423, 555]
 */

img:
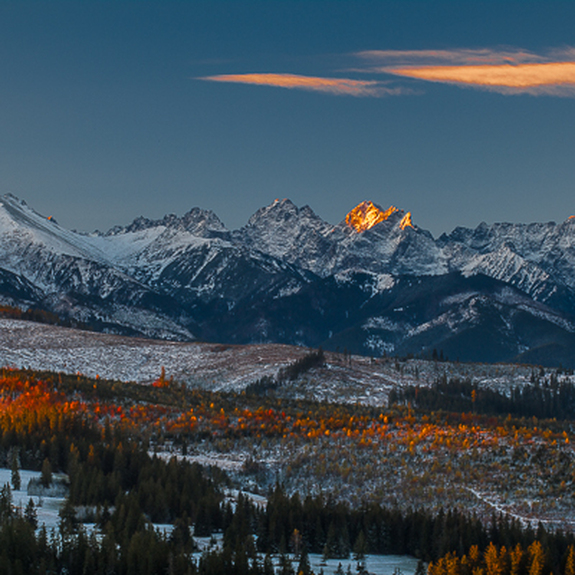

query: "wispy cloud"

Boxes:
[356, 48, 548, 66]
[199, 48, 575, 98]
[357, 47, 575, 95]
[199, 73, 405, 97]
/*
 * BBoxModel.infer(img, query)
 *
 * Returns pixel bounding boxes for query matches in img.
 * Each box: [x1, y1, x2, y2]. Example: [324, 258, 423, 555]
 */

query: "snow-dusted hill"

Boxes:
[0, 318, 552, 403]
[3, 193, 575, 365]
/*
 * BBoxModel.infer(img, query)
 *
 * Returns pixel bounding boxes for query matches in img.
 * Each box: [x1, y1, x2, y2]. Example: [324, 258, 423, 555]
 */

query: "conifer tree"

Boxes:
[263, 554, 275, 575]
[25, 498, 38, 529]
[279, 553, 294, 575]
[527, 541, 544, 575]
[297, 547, 311, 575]
[353, 531, 367, 563]
[0, 483, 12, 520]
[40, 458, 52, 488]
[10, 449, 21, 491]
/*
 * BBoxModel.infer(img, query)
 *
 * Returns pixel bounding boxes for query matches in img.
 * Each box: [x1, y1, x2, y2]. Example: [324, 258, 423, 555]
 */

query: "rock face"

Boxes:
[3, 193, 575, 366]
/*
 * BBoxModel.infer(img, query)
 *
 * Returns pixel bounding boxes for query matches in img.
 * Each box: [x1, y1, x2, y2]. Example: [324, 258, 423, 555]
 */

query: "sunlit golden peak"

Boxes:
[345, 201, 400, 233]
[399, 212, 413, 230]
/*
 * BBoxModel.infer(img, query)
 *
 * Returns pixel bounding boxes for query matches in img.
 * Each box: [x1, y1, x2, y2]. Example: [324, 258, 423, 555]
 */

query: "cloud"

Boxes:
[384, 62, 575, 96]
[356, 48, 547, 67]
[199, 48, 575, 98]
[356, 47, 575, 96]
[199, 73, 404, 97]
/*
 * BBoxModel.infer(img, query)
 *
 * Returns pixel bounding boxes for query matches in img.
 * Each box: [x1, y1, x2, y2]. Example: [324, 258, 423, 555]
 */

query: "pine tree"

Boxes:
[484, 542, 503, 575]
[25, 499, 38, 529]
[10, 449, 21, 491]
[297, 547, 311, 575]
[58, 498, 78, 540]
[353, 531, 367, 563]
[510, 544, 523, 575]
[279, 553, 294, 575]
[263, 554, 275, 575]
[41, 458, 52, 488]
[0, 483, 12, 520]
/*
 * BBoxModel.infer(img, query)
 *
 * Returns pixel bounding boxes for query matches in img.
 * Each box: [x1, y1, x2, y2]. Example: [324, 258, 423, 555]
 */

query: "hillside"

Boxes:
[0, 318, 561, 404]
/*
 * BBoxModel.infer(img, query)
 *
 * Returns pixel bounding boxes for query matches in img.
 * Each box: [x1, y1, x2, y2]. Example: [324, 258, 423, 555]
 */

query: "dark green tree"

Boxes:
[297, 547, 312, 575]
[24, 499, 38, 529]
[40, 458, 52, 488]
[10, 449, 21, 491]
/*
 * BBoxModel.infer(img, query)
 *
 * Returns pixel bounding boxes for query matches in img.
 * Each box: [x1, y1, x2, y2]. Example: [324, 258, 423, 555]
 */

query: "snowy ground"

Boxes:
[154, 449, 250, 471]
[0, 468, 65, 529]
[305, 554, 419, 575]
[0, 318, 563, 405]
[0, 319, 308, 389]
[190, 552, 419, 575]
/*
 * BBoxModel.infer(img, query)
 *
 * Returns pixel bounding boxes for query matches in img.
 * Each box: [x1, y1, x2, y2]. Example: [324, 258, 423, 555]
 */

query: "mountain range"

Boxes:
[2, 192, 575, 367]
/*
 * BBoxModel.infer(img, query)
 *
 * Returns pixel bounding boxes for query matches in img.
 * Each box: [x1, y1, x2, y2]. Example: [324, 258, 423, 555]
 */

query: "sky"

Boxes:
[1, 1, 575, 237]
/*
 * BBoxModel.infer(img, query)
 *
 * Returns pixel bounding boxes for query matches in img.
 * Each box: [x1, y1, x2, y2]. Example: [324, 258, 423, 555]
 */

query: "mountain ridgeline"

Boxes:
[2, 193, 575, 367]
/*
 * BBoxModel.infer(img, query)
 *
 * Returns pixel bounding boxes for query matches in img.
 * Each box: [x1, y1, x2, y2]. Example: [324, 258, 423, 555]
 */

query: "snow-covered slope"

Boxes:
[0, 194, 197, 340]
[0, 194, 108, 266]
[441, 219, 575, 309]
[0, 318, 552, 401]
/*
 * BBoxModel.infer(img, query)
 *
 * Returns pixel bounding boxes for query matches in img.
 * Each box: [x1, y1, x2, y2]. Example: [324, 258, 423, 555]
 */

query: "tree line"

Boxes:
[389, 373, 575, 420]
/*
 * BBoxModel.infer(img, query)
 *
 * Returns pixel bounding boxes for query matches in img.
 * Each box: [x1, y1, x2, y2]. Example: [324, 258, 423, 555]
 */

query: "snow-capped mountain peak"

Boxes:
[0, 193, 108, 263]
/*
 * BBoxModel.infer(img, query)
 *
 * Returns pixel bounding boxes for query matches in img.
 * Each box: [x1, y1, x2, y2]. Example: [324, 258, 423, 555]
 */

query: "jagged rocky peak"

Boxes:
[246, 198, 324, 227]
[345, 201, 413, 233]
[106, 206, 228, 238]
[179, 207, 228, 236]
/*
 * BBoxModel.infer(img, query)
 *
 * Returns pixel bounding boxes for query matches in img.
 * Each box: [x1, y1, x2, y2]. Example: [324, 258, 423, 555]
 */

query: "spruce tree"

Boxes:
[10, 449, 21, 491]
[40, 458, 52, 488]
[297, 547, 311, 575]
[25, 498, 38, 529]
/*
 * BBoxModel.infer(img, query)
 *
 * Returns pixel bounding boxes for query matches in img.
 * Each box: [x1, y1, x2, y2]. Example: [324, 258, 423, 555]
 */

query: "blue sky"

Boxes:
[2, 1, 575, 236]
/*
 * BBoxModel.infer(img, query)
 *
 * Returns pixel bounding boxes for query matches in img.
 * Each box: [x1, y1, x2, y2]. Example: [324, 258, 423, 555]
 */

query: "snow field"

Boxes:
[0, 468, 65, 529]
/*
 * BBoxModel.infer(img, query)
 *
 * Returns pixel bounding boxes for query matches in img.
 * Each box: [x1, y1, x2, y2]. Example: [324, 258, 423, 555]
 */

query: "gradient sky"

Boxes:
[2, 1, 575, 237]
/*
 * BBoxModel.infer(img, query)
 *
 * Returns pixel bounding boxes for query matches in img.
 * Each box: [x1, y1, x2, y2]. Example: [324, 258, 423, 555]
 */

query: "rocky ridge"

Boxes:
[2, 193, 575, 366]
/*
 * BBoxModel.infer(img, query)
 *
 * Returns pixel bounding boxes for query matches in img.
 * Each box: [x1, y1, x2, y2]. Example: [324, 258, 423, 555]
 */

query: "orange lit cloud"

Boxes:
[385, 62, 575, 95]
[200, 73, 404, 97]
[200, 48, 575, 98]
[356, 47, 575, 96]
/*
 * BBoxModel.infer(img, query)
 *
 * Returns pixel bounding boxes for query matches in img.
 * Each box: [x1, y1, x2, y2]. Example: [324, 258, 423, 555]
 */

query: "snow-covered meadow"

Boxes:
[0, 468, 65, 529]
